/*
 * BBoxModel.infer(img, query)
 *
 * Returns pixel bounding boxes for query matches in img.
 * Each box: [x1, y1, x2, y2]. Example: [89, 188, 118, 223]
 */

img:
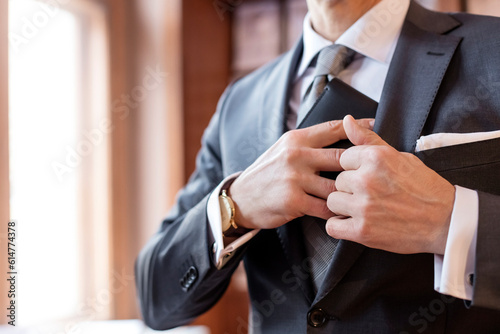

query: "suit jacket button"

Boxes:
[307, 308, 327, 328]
[188, 266, 198, 280]
[180, 266, 198, 291]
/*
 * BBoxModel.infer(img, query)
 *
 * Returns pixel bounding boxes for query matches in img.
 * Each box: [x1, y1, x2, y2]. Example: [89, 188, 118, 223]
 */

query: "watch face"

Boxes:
[219, 196, 232, 231]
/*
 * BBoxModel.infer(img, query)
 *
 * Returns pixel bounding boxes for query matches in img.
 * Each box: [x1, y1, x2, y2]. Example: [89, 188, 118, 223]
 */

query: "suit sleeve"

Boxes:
[472, 191, 500, 310]
[134, 85, 246, 330]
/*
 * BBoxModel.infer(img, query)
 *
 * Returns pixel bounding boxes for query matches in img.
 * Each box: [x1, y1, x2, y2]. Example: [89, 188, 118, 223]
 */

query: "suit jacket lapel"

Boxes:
[226, 43, 302, 175]
[374, 1, 462, 152]
[277, 219, 315, 304]
[262, 39, 317, 303]
[314, 1, 462, 303]
[313, 240, 365, 304]
[258, 39, 303, 147]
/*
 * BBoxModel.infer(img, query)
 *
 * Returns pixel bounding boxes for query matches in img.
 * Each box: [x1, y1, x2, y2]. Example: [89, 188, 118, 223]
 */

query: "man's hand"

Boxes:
[326, 115, 455, 255]
[229, 119, 374, 230]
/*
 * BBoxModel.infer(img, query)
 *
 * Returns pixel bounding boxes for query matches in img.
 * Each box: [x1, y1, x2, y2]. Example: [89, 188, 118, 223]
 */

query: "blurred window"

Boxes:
[9, 0, 110, 327]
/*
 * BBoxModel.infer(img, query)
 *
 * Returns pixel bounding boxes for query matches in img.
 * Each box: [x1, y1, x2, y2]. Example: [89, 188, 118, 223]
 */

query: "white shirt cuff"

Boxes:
[434, 185, 478, 300]
[207, 173, 261, 269]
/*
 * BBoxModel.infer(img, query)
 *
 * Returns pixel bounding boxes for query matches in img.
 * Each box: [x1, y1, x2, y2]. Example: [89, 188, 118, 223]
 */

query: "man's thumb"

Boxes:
[343, 115, 387, 146]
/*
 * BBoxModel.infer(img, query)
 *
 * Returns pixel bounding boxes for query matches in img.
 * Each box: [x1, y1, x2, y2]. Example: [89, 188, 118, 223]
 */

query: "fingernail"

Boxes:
[369, 119, 375, 127]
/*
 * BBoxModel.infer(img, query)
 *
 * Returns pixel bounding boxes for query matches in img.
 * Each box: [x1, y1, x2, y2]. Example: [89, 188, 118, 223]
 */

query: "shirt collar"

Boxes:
[297, 0, 410, 78]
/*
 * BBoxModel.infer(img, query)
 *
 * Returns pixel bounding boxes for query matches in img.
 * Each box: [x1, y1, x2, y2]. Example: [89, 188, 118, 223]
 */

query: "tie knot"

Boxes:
[313, 45, 355, 78]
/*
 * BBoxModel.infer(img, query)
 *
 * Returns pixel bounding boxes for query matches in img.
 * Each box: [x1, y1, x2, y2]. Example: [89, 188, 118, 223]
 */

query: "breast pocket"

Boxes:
[415, 137, 500, 195]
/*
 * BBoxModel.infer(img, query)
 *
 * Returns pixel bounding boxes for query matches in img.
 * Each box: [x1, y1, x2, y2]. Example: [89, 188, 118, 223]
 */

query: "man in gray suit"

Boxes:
[136, 0, 500, 332]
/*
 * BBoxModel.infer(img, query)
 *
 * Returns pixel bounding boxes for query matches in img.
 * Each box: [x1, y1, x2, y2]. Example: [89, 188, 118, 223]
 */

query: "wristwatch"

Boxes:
[219, 186, 251, 238]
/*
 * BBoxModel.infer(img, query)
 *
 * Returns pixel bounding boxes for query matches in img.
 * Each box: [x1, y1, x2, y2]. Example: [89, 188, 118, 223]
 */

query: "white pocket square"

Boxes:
[415, 130, 500, 152]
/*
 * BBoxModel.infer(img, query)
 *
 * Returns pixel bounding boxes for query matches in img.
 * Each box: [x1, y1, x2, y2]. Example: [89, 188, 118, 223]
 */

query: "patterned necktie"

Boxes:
[300, 45, 355, 292]
[303, 216, 340, 292]
[297, 45, 356, 126]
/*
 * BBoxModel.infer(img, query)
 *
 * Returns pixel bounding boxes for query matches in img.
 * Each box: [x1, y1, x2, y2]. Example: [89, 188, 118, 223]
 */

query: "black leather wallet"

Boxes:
[296, 78, 378, 179]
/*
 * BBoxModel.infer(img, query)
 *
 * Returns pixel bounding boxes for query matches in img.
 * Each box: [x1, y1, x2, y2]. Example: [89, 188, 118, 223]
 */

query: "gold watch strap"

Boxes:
[220, 181, 251, 238]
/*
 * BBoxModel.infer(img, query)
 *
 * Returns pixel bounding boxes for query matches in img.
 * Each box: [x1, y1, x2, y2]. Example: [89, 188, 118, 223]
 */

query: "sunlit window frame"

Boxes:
[59, 0, 112, 325]
[3, 0, 111, 327]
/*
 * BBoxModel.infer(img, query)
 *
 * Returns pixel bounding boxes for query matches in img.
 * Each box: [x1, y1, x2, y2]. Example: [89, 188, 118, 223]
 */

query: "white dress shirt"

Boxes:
[207, 0, 477, 301]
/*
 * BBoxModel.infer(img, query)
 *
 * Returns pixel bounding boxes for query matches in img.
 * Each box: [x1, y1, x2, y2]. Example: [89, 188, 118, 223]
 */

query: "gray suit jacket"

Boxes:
[136, 2, 500, 333]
